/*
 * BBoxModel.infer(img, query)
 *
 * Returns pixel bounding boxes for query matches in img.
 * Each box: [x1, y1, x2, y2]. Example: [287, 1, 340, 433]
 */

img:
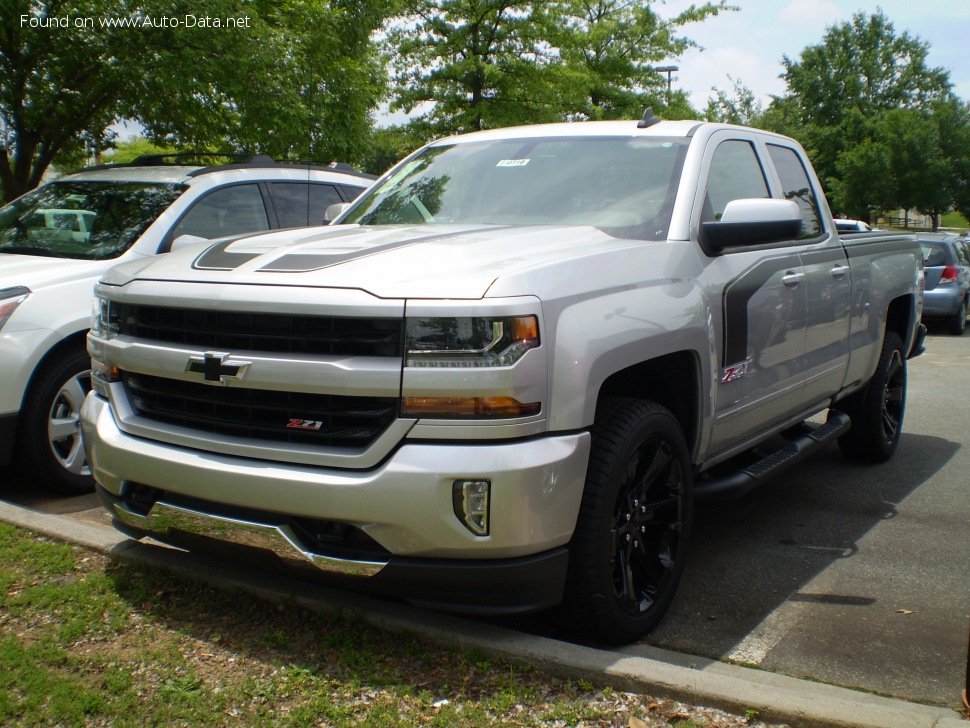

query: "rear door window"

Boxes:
[269, 183, 344, 228]
[766, 144, 823, 240]
[173, 184, 269, 240]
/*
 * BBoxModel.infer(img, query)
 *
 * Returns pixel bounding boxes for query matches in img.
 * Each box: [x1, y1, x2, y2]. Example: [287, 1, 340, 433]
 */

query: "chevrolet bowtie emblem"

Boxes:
[185, 352, 250, 386]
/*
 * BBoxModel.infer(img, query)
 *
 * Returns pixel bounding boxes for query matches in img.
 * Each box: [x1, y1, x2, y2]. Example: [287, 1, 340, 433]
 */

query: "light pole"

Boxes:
[653, 65, 679, 105]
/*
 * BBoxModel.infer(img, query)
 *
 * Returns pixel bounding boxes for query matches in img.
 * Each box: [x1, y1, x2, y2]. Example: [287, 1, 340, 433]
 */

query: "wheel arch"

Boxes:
[19, 330, 89, 415]
[596, 351, 702, 460]
[884, 293, 916, 353]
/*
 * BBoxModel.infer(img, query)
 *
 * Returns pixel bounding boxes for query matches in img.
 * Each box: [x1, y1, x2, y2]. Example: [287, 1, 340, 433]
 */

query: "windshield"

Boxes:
[342, 136, 689, 241]
[0, 180, 186, 260]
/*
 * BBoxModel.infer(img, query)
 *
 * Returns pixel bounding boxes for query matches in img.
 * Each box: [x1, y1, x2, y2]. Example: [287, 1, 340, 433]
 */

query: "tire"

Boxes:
[835, 331, 906, 464]
[564, 398, 693, 644]
[17, 346, 94, 496]
[948, 298, 967, 336]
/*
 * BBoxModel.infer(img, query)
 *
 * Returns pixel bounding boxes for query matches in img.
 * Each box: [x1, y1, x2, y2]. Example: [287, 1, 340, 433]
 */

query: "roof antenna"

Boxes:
[637, 107, 662, 129]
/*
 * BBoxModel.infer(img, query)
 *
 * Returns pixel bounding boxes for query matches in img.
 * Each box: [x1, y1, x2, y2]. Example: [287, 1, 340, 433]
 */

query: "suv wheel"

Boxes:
[19, 346, 94, 495]
[564, 398, 693, 644]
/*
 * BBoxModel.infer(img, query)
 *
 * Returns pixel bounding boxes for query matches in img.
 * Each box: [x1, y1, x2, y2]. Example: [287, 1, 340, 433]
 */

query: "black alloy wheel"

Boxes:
[565, 398, 693, 644]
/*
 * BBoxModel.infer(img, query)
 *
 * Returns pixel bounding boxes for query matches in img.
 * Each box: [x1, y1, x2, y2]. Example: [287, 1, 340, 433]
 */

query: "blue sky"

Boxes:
[661, 0, 970, 108]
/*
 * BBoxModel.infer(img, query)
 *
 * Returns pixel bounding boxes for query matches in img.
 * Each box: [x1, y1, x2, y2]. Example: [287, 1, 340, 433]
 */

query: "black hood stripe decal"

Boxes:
[258, 226, 512, 273]
[192, 226, 512, 273]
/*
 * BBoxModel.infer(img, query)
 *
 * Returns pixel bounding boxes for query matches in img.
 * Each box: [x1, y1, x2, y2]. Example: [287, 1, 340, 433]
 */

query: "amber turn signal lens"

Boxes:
[510, 315, 539, 343]
[402, 396, 540, 419]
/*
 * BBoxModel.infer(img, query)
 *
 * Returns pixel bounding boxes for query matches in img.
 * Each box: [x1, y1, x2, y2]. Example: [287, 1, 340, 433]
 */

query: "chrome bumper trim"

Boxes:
[111, 500, 387, 577]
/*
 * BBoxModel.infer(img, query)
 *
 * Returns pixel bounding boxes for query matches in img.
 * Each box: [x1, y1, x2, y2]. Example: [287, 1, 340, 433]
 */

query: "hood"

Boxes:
[104, 224, 647, 299]
[0, 253, 108, 291]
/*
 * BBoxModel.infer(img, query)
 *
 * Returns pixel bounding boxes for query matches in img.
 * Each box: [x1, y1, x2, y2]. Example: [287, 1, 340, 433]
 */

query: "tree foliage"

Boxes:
[550, 0, 728, 121]
[389, 0, 729, 137]
[765, 10, 961, 222]
[1, 0, 395, 202]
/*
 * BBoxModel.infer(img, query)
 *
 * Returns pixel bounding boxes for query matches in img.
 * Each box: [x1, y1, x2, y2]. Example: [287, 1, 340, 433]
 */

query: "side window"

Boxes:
[309, 184, 345, 226]
[957, 241, 970, 266]
[703, 140, 770, 223]
[173, 184, 269, 240]
[766, 144, 823, 240]
[269, 183, 344, 227]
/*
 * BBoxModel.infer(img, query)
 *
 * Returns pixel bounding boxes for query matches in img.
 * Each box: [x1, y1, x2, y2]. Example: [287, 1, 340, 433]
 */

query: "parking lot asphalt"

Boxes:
[1, 327, 968, 726]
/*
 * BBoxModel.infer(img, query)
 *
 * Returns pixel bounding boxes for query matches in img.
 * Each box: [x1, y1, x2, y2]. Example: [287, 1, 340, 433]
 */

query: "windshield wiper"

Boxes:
[0, 246, 72, 259]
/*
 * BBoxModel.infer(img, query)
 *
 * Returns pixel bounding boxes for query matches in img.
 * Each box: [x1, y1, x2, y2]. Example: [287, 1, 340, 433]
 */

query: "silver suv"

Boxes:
[0, 155, 372, 494]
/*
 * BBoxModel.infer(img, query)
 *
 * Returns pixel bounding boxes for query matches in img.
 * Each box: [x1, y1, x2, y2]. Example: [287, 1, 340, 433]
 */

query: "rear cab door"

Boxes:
[763, 142, 851, 405]
[691, 129, 810, 454]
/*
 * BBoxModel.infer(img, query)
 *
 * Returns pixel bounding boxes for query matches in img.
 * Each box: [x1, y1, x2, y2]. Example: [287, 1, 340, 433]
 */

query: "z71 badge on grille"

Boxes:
[287, 419, 324, 431]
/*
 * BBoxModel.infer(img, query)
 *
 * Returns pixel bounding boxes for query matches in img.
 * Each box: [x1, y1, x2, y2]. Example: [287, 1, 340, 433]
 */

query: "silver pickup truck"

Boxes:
[81, 117, 925, 644]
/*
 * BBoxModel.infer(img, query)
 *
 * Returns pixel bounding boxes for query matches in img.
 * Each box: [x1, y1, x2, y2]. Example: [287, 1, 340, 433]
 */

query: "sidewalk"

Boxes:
[0, 499, 965, 728]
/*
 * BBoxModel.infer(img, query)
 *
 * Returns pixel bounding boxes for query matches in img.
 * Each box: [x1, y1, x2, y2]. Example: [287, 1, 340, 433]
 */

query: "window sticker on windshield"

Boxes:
[496, 159, 530, 167]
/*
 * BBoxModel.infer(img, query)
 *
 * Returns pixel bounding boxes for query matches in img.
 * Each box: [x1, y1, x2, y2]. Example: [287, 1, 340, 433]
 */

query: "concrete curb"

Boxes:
[1, 501, 965, 728]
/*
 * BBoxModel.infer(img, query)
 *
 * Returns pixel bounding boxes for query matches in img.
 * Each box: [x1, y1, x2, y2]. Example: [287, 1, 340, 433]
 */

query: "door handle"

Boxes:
[781, 271, 805, 287]
[831, 265, 850, 280]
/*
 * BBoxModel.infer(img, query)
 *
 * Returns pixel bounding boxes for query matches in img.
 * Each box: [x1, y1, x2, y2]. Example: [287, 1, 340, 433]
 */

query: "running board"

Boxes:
[694, 411, 850, 502]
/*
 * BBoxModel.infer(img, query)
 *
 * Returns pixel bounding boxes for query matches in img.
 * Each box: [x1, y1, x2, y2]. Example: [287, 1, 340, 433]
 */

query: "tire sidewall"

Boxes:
[567, 399, 693, 644]
[17, 346, 94, 495]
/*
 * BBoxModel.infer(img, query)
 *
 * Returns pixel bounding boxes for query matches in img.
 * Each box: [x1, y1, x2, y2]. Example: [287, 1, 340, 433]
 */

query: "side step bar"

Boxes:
[694, 411, 850, 502]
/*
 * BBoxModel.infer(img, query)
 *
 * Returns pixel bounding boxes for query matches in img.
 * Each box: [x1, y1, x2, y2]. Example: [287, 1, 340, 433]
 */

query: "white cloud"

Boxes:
[778, 0, 844, 27]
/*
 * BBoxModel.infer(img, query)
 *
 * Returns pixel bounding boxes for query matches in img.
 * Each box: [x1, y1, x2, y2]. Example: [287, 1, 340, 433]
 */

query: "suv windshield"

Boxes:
[342, 136, 689, 241]
[0, 181, 186, 260]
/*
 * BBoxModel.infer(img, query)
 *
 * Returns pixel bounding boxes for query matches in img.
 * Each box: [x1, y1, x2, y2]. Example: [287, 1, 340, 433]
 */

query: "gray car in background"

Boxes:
[918, 233, 970, 335]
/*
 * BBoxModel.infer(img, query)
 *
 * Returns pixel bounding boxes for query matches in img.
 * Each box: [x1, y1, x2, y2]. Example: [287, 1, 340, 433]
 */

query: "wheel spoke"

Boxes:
[883, 411, 898, 439]
[642, 493, 680, 518]
[633, 544, 667, 587]
[617, 549, 637, 605]
[885, 385, 904, 404]
[637, 443, 671, 489]
[61, 440, 87, 474]
[58, 373, 90, 411]
[49, 415, 79, 441]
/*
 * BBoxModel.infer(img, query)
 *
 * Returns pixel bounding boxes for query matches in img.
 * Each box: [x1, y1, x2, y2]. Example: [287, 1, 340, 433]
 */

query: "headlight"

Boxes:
[90, 292, 119, 339]
[89, 291, 121, 398]
[0, 286, 30, 331]
[405, 315, 539, 368]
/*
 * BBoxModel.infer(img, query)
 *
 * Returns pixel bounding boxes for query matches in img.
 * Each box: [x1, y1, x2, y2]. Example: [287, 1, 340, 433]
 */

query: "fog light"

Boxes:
[453, 480, 490, 536]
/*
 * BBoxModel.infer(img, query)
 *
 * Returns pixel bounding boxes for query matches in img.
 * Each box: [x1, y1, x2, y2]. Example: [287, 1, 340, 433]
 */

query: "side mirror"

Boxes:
[170, 234, 208, 252]
[324, 202, 350, 223]
[700, 199, 802, 254]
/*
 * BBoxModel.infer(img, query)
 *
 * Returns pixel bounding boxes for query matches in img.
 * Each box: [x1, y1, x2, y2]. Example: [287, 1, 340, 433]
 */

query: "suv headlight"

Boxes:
[405, 315, 539, 368]
[0, 286, 30, 331]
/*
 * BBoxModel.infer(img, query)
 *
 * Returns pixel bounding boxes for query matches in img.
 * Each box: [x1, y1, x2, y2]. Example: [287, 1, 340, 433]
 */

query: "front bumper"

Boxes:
[82, 392, 590, 610]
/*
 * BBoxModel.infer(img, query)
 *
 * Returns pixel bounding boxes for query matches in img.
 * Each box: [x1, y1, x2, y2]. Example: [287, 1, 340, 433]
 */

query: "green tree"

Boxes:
[767, 9, 954, 218]
[1, 0, 394, 203]
[552, 0, 729, 121]
[704, 76, 764, 126]
[389, 0, 563, 135]
[389, 0, 728, 137]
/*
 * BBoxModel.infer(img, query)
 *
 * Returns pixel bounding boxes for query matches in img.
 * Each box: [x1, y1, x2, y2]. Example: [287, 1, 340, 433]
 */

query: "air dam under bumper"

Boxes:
[98, 484, 569, 614]
[82, 393, 590, 613]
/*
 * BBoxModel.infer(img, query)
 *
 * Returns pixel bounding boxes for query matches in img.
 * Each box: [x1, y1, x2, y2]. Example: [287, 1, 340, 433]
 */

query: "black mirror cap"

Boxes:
[700, 218, 803, 255]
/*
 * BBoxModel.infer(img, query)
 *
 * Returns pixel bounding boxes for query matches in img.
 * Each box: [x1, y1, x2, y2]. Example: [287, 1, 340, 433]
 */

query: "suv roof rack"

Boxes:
[186, 156, 376, 180]
[82, 153, 375, 180]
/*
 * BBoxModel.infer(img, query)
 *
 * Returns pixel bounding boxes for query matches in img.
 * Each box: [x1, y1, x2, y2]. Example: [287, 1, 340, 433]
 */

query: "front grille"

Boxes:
[116, 304, 402, 357]
[124, 372, 397, 449]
